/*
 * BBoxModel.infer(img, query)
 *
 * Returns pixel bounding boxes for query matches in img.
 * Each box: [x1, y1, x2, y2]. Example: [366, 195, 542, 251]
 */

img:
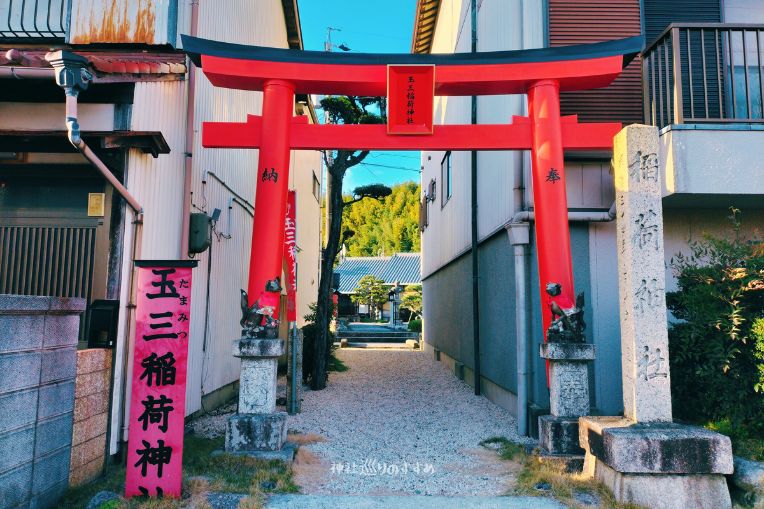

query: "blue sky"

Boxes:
[297, 0, 422, 193]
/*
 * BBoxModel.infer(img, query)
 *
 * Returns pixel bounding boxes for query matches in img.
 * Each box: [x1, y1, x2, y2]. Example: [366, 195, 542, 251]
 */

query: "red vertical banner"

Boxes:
[125, 260, 197, 499]
[283, 190, 297, 322]
[387, 65, 435, 135]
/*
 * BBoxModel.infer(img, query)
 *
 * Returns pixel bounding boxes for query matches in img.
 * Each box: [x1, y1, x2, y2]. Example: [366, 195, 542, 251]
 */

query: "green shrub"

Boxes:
[408, 319, 422, 333]
[301, 302, 345, 385]
[666, 208, 764, 434]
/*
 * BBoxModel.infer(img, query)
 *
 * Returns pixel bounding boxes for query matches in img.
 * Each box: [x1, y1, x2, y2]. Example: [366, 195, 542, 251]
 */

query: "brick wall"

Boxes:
[0, 295, 84, 509]
[69, 348, 112, 487]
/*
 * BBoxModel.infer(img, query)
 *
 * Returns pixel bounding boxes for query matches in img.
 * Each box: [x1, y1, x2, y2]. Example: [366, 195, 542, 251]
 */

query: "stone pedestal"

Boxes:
[579, 417, 733, 509]
[225, 338, 295, 461]
[577, 125, 733, 508]
[539, 342, 595, 456]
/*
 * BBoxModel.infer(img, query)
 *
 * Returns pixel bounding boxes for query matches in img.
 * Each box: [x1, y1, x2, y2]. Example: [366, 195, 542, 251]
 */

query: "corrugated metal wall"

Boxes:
[68, 0, 177, 45]
[643, 0, 720, 43]
[549, 0, 643, 124]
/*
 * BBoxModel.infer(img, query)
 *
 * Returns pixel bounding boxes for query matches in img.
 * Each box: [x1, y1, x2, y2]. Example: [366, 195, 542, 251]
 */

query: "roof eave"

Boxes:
[281, 0, 303, 50]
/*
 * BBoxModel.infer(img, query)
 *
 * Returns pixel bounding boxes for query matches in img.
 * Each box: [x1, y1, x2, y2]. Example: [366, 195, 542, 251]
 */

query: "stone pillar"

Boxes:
[225, 338, 295, 461]
[578, 125, 733, 509]
[539, 343, 595, 456]
[286, 328, 302, 414]
[614, 125, 672, 423]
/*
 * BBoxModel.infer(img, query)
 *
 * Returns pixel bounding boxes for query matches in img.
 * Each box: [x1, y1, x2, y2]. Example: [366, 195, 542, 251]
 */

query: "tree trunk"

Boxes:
[311, 167, 345, 390]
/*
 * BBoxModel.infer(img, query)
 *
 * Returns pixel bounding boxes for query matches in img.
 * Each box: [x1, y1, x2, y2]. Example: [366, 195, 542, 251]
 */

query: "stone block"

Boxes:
[40, 348, 76, 385]
[38, 381, 75, 420]
[32, 447, 70, 495]
[547, 361, 590, 417]
[46, 297, 86, 314]
[233, 338, 285, 358]
[0, 315, 44, 353]
[539, 415, 584, 455]
[73, 392, 109, 423]
[30, 479, 68, 509]
[72, 412, 107, 447]
[76, 349, 111, 375]
[592, 459, 731, 509]
[0, 388, 38, 433]
[0, 424, 35, 474]
[0, 352, 41, 394]
[69, 456, 104, 487]
[0, 463, 33, 509]
[226, 412, 287, 453]
[731, 456, 764, 495]
[0, 295, 51, 314]
[42, 315, 80, 348]
[239, 356, 279, 414]
[405, 339, 419, 349]
[35, 414, 73, 459]
[70, 434, 106, 470]
[578, 416, 632, 453]
[74, 369, 110, 399]
[540, 343, 595, 361]
[586, 422, 733, 475]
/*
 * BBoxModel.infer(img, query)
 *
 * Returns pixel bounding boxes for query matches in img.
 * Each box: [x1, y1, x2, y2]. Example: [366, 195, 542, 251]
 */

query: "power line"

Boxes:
[359, 162, 421, 172]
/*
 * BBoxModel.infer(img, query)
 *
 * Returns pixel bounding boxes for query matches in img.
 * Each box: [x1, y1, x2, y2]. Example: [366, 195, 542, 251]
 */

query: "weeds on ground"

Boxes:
[59, 436, 299, 509]
[480, 436, 643, 509]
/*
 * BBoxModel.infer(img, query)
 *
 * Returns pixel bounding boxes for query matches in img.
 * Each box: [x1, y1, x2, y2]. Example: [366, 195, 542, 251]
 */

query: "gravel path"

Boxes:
[287, 348, 533, 496]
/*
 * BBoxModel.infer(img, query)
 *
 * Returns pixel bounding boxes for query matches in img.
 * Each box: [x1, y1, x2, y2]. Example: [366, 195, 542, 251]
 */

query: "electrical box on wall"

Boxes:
[189, 213, 212, 254]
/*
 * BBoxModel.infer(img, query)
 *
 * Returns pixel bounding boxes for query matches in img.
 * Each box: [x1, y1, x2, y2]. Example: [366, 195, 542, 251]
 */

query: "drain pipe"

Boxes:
[180, 0, 201, 259]
[47, 50, 144, 454]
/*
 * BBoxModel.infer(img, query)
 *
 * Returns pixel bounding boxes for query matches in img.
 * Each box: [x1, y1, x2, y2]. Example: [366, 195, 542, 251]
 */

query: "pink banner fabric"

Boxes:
[284, 190, 297, 322]
[125, 262, 195, 498]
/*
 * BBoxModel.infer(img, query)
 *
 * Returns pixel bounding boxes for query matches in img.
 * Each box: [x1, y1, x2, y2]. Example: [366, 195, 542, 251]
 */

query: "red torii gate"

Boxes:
[183, 35, 642, 345]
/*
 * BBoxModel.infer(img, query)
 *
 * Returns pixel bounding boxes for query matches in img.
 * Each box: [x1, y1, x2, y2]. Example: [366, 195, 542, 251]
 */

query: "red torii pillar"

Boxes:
[247, 80, 294, 313]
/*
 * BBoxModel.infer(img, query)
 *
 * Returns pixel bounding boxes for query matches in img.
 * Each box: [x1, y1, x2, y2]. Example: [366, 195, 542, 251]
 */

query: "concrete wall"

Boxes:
[660, 126, 764, 198]
[0, 295, 84, 509]
[69, 349, 111, 487]
[422, 224, 593, 420]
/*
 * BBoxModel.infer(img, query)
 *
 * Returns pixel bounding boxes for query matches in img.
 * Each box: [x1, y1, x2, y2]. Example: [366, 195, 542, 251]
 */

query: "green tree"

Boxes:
[351, 275, 388, 319]
[313, 96, 391, 390]
[400, 284, 423, 320]
[342, 181, 421, 256]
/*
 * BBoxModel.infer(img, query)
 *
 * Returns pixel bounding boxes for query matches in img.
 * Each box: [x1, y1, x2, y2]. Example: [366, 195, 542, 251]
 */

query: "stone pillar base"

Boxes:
[579, 417, 734, 509]
[225, 412, 296, 462]
[539, 415, 583, 455]
[538, 343, 595, 457]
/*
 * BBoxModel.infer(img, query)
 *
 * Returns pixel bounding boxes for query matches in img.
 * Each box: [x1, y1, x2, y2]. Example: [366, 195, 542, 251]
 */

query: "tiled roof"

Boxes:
[0, 49, 186, 77]
[335, 253, 421, 293]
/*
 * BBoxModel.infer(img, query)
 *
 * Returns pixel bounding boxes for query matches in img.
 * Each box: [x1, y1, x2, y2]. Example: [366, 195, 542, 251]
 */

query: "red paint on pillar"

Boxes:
[248, 80, 295, 314]
[528, 79, 576, 346]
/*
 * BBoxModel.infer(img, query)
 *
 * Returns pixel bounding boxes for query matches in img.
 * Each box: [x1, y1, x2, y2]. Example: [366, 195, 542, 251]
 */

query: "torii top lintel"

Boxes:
[182, 35, 643, 97]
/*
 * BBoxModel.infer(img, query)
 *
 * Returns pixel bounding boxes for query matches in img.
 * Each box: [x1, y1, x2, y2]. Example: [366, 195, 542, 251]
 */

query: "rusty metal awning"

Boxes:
[0, 130, 170, 157]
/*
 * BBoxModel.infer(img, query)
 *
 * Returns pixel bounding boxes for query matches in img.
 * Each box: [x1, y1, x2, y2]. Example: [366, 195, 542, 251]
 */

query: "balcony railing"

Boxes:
[643, 23, 764, 128]
[0, 0, 69, 40]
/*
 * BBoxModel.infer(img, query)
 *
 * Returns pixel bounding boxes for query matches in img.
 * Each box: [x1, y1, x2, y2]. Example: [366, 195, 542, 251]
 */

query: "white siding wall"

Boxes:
[421, 0, 543, 278]
[724, 0, 764, 23]
[111, 0, 322, 452]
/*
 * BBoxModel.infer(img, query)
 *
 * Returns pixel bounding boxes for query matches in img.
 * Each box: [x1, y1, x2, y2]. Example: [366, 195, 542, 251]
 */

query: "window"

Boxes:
[312, 171, 321, 202]
[441, 151, 452, 207]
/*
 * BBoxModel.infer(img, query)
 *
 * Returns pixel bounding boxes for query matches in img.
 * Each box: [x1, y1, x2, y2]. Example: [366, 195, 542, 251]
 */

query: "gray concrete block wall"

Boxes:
[0, 295, 85, 509]
[422, 225, 594, 416]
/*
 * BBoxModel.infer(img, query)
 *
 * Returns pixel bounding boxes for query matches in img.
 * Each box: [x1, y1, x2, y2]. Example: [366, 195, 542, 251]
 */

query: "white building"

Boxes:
[0, 0, 321, 483]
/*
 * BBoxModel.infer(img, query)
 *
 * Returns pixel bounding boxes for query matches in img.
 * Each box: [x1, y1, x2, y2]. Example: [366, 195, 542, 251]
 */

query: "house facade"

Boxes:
[415, 0, 764, 434]
[0, 0, 321, 493]
[334, 252, 421, 320]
